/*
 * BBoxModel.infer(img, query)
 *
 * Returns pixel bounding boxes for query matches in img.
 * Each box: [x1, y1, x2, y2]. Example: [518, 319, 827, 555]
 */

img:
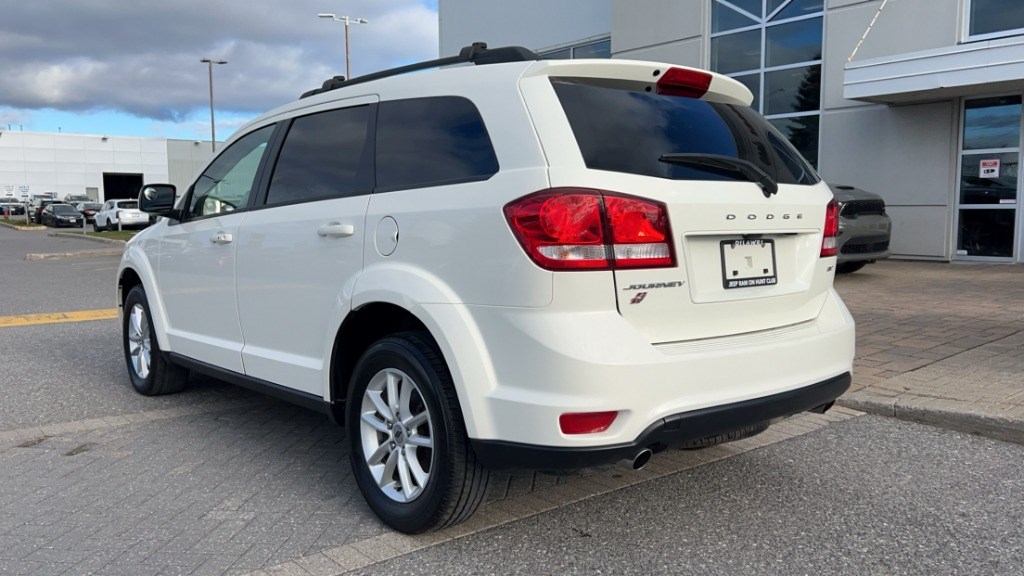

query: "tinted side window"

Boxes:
[189, 125, 275, 218]
[266, 105, 373, 205]
[376, 97, 499, 190]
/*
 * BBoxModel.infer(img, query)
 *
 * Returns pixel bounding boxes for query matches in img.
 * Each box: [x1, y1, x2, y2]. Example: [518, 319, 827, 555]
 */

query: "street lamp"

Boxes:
[317, 13, 368, 80]
[200, 58, 228, 153]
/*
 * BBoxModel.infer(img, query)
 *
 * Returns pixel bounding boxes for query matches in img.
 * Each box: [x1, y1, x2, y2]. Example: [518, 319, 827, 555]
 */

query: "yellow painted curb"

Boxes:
[0, 308, 118, 328]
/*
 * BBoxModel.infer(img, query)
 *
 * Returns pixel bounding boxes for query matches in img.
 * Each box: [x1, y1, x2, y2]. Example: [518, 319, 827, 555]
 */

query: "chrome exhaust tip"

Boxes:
[621, 448, 653, 471]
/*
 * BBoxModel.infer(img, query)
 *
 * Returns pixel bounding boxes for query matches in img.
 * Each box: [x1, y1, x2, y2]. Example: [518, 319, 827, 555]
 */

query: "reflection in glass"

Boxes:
[970, 0, 1024, 37]
[770, 115, 819, 167]
[959, 152, 1019, 205]
[713, 2, 757, 33]
[766, 17, 822, 67]
[963, 97, 1022, 150]
[573, 40, 611, 59]
[958, 209, 1015, 257]
[731, 73, 761, 108]
[773, 0, 824, 21]
[723, 0, 763, 18]
[765, 65, 820, 115]
[711, 30, 761, 74]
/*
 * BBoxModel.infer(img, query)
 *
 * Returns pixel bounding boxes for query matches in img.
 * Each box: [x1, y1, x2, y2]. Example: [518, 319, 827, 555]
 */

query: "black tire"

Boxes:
[679, 421, 769, 450]
[346, 331, 489, 533]
[836, 261, 867, 274]
[122, 285, 188, 396]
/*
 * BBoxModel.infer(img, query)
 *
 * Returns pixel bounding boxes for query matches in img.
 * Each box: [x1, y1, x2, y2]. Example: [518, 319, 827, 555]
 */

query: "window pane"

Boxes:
[376, 97, 499, 191]
[267, 106, 372, 205]
[731, 73, 761, 111]
[766, 17, 822, 67]
[769, 115, 819, 167]
[764, 65, 820, 115]
[551, 79, 819, 185]
[772, 0, 824, 21]
[573, 40, 611, 59]
[190, 125, 274, 218]
[970, 0, 1024, 37]
[963, 96, 1022, 150]
[958, 209, 1016, 257]
[541, 48, 571, 60]
[711, 29, 761, 74]
[722, 0, 763, 18]
[960, 152, 1018, 204]
[712, 2, 758, 33]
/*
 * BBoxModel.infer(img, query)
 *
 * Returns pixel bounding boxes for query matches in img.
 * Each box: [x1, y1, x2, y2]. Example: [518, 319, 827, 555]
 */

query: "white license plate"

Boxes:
[721, 239, 777, 289]
[69, 219, 77, 223]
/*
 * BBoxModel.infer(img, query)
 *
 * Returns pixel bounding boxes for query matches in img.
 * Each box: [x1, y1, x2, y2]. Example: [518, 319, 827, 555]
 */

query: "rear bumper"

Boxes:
[472, 372, 850, 470]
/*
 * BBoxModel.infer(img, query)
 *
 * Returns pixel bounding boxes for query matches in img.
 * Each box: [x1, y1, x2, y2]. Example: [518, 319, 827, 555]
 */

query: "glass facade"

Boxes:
[710, 0, 823, 167]
[956, 96, 1022, 259]
[968, 0, 1024, 39]
[540, 39, 611, 60]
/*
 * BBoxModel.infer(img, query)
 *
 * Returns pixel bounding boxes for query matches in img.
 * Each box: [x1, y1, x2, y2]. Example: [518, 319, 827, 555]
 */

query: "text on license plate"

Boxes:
[720, 239, 777, 289]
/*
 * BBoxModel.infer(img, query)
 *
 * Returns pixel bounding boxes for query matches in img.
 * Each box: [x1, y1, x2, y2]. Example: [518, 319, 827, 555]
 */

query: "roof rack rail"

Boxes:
[300, 42, 540, 99]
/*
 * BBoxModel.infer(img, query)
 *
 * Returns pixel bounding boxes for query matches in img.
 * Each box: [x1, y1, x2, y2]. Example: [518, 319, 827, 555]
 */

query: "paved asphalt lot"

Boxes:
[2, 227, 1024, 575]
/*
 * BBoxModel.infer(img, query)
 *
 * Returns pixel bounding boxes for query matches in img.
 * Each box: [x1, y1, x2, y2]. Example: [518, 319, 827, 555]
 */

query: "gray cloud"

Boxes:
[0, 1, 438, 120]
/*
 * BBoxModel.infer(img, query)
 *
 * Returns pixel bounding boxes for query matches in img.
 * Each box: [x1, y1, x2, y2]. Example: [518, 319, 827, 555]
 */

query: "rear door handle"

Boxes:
[317, 223, 356, 238]
[209, 232, 233, 245]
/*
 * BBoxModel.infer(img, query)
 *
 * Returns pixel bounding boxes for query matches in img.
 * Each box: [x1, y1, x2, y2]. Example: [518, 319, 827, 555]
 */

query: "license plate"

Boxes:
[721, 239, 777, 289]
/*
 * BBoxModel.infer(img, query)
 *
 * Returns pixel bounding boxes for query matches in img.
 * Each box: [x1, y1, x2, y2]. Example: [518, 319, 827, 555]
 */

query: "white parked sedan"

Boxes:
[94, 199, 150, 231]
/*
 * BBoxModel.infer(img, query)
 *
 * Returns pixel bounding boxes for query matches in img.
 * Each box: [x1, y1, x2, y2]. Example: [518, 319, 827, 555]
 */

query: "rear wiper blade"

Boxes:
[659, 153, 778, 198]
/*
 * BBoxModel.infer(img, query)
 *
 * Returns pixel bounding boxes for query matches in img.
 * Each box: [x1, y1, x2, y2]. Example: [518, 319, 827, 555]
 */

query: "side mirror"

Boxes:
[138, 184, 177, 217]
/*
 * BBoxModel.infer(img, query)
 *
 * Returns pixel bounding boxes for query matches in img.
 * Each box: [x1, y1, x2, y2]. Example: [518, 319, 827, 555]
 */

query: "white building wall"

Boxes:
[0, 131, 169, 202]
[439, 0, 611, 56]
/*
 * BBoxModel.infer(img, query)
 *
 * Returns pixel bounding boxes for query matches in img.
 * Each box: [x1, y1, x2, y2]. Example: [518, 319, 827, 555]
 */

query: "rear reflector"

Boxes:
[821, 199, 838, 258]
[656, 67, 712, 99]
[559, 411, 618, 435]
[504, 188, 675, 271]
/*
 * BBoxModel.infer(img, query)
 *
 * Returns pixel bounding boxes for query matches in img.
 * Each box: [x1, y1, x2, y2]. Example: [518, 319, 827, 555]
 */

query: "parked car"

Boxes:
[30, 199, 59, 223]
[829, 184, 892, 273]
[117, 44, 854, 533]
[94, 199, 149, 231]
[0, 197, 26, 216]
[40, 203, 85, 228]
[63, 194, 92, 204]
[75, 202, 104, 224]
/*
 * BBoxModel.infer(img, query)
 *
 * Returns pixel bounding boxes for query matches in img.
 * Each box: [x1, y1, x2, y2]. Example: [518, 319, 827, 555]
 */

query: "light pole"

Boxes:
[200, 58, 228, 153]
[317, 13, 368, 80]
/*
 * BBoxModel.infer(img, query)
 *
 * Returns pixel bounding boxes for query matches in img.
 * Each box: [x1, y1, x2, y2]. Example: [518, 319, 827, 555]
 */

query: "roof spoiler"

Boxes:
[300, 42, 539, 99]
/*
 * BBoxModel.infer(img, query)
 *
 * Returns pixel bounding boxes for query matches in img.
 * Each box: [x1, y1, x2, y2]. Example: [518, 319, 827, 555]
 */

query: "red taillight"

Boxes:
[656, 67, 712, 99]
[504, 188, 675, 271]
[821, 199, 838, 258]
[559, 411, 618, 435]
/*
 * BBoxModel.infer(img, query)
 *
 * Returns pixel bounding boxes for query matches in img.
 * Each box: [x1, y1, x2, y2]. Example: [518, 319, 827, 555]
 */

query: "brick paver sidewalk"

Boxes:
[835, 260, 1024, 443]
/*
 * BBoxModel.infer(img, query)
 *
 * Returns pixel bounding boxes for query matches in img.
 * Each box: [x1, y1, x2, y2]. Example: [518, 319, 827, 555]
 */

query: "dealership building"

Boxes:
[441, 0, 1024, 263]
[0, 131, 213, 203]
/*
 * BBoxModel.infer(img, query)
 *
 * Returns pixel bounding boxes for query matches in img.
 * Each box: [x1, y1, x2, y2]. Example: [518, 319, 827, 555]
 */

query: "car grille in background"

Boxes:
[841, 237, 889, 255]
[840, 199, 886, 217]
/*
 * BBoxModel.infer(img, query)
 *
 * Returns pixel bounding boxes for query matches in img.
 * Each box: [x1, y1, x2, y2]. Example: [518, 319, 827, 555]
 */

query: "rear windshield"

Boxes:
[551, 78, 818, 186]
[116, 201, 139, 209]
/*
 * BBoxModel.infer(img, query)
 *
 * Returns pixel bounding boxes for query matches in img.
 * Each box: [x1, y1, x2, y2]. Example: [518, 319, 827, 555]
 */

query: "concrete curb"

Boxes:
[0, 220, 45, 231]
[25, 247, 124, 261]
[838, 392, 1024, 446]
[49, 231, 128, 245]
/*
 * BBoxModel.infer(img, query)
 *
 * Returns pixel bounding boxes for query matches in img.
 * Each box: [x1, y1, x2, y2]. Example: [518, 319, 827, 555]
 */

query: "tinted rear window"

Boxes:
[376, 96, 499, 191]
[116, 201, 139, 209]
[551, 78, 818, 186]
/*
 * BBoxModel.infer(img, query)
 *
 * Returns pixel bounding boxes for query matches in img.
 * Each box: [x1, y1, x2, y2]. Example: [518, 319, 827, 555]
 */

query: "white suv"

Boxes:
[95, 199, 150, 231]
[117, 44, 854, 533]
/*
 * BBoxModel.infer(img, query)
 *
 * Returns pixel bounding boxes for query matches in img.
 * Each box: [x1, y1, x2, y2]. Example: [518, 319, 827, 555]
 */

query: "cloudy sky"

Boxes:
[0, 0, 439, 140]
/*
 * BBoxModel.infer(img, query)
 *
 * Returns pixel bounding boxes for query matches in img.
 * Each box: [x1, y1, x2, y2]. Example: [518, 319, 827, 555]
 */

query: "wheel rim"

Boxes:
[359, 368, 434, 503]
[127, 303, 151, 380]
